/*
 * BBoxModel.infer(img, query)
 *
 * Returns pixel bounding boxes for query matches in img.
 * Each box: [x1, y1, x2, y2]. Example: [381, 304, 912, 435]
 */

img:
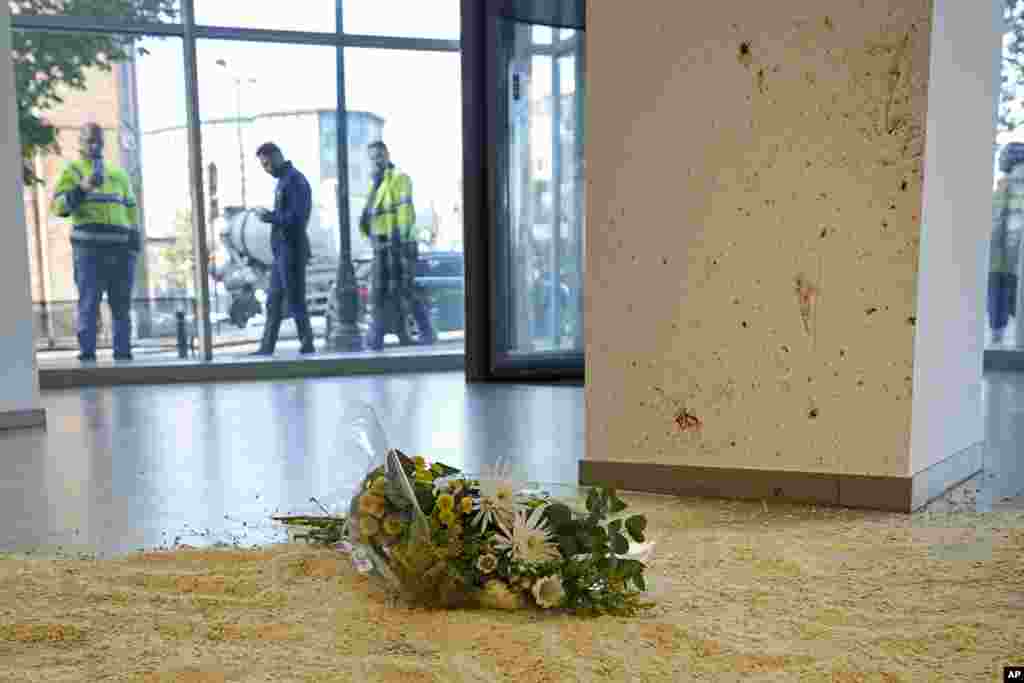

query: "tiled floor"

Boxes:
[0, 370, 1020, 559]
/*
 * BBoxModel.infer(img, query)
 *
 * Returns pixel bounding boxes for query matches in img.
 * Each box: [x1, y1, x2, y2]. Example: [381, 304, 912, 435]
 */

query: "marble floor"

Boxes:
[0, 370, 1020, 559]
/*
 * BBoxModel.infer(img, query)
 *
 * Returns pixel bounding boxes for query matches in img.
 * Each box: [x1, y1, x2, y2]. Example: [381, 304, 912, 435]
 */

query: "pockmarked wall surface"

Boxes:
[586, 1, 936, 478]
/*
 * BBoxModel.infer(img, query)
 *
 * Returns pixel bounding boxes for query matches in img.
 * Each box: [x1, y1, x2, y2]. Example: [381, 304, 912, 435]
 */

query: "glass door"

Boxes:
[493, 13, 585, 374]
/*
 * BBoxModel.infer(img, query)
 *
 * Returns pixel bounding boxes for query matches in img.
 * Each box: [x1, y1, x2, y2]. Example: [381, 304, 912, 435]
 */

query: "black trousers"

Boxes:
[260, 244, 313, 352]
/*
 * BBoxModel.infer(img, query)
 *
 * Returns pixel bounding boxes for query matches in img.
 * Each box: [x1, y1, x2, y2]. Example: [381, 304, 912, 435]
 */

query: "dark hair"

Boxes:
[368, 140, 388, 153]
[256, 142, 281, 159]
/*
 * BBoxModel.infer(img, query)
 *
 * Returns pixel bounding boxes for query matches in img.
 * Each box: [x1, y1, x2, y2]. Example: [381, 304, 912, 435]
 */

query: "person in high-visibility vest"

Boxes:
[359, 141, 436, 350]
[51, 122, 141, 362]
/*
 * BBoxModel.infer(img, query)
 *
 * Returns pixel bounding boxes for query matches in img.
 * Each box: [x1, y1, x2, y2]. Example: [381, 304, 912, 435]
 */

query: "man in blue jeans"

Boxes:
[51, 123, 140, 362]
[251, 142, 316, 356]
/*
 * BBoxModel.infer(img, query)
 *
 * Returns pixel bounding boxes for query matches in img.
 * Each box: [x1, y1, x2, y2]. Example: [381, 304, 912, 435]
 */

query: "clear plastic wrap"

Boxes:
[275, 402, 656, 615]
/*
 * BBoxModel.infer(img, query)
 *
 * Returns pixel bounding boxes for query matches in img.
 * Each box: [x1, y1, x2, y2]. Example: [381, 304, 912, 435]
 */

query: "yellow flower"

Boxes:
[358, 494, 388, 518]
[415, 469, 434, 484]
[477, 580, 525, 610]
[412, 455, 427, 470]
[358, 514, 380, 540]
[436, 494, 455, 513]
[476, 553, 498, 574]
[370, 477, 387, 495]
[438, 510, 456, 526]
[382, 514, 405, 536]
[460, 497, 474, 515]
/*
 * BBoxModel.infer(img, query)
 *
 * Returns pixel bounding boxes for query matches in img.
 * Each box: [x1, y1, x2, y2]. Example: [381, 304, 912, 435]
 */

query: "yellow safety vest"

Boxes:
[367, 167, 416, 241]
[51, 158, 140, 250]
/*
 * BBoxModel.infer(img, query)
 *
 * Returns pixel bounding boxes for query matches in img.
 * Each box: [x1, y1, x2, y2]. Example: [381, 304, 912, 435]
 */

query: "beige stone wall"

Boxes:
[586, 0, 934, 478]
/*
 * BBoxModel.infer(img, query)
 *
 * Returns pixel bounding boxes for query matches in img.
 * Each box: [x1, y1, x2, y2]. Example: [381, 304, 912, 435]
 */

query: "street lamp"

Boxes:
[215, 59, 256, 208]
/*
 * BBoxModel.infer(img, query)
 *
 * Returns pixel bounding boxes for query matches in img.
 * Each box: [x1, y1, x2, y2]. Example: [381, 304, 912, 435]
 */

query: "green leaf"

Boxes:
[586, 488, 601, 514]
[431, 461, 461, 477]
[544, 503, 573, 528]
[625, 515, 647, 543]
[560, 535, 579, 557]
[609, 494, 628, 514]
[608, 519, 622, 534]
[611, 532, 629, 555]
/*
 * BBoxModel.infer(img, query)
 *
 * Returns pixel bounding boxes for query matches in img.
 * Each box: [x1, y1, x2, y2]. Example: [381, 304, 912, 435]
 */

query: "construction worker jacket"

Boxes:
[52, 158, 141, 252]
[992, 166, 1024, 276]
[363, 165, 417, 242]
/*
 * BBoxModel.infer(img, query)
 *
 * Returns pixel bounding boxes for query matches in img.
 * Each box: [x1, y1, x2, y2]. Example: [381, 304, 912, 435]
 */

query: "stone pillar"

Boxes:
[581, 0, 1001, 511]
[0, 2, 46, 431]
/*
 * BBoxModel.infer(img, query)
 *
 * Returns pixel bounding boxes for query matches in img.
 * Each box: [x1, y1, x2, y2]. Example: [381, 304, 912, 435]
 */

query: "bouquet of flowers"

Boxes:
[273, 403, 655, 616]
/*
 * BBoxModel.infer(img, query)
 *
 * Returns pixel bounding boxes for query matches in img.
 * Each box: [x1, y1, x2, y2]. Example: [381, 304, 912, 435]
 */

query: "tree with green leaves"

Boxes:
[158, 207, 195, 292]
[9, 0, 178, 184]
[1002, 0, 1024, 134]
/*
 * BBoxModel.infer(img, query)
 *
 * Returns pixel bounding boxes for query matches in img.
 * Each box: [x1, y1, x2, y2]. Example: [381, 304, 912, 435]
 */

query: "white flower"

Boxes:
[495, 504, 560, 566]
[472, 458, 527, 532]
[531, 574, 565, 609]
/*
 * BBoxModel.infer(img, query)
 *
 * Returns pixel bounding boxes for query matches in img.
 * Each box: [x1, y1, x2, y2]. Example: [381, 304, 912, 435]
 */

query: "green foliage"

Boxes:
[157, 207, 195, 291]
[1003, 0, 1024, 133]
[544, 487, 653, 617]
[10, 0, 179, 184]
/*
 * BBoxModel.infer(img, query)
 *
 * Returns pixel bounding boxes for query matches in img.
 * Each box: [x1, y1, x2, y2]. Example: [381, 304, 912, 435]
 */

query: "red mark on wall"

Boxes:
[674, 411, 703, 433]
[795, 275, 818, 336]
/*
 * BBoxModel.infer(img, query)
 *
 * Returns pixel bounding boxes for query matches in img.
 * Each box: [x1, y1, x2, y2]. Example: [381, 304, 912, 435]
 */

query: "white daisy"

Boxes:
[472, 458, 527, 532]
[494, 504, 561, 566]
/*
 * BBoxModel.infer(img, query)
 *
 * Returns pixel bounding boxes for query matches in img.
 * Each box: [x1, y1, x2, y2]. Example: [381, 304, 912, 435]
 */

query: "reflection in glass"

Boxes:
[503, 22, 585, 356]
[14, 32, 192, 366]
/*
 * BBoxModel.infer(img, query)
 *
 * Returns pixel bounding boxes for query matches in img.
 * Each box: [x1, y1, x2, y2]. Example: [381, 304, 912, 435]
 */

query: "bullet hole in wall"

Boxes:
[741, 321, 749, 329]
[907, 316, 917, 326]
[900, 180, 908, 192]
[866, 307, 879, 315]
[662, 257, 668, 265]
[839, 348, 846, 358]
[809, 408, 819, 419]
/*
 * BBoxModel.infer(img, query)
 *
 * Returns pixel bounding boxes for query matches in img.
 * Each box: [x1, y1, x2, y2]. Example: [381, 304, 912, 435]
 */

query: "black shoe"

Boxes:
[113, 353, 133, 361]
[78, 353, 96, 362]
[249, 349, 273, 357]
[299, 345, 316, 355]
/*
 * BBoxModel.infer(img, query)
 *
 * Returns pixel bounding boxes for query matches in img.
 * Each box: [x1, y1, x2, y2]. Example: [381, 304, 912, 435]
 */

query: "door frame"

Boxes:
[460, 0, 585, 382]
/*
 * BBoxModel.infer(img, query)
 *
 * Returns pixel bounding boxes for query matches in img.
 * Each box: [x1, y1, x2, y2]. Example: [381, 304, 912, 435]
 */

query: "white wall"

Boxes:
[0, 3, 43, 417]
[909, 0, 1002, 474]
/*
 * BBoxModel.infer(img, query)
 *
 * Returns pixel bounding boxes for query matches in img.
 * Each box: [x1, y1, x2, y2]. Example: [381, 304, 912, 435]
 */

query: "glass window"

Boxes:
[196, 40, 339, 357]
[13, 31, 193, 367]
[499, 21, 585, 357]
[342, 0, 459, 40]
[345, 48, 465, 349]
[990, 9, 1024, 350]
[10, 0, 180, 23]
[193, 2, 336, 33]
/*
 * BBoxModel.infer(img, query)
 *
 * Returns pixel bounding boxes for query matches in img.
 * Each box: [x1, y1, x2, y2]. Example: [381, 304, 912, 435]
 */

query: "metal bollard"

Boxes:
[176, 311, 188, 359]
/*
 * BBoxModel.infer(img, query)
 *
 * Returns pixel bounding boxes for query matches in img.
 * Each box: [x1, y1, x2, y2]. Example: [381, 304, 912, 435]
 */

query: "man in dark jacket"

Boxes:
[252, 142, 315, 355]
